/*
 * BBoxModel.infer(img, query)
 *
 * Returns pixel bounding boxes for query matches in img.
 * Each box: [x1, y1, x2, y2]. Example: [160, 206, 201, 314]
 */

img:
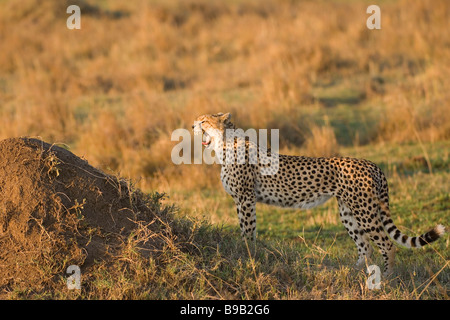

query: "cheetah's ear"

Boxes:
[220, 112, 231, 122]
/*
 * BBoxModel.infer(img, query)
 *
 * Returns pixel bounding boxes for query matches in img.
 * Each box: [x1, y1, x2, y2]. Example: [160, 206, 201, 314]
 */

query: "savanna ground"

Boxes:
[0, 0, 448, 299]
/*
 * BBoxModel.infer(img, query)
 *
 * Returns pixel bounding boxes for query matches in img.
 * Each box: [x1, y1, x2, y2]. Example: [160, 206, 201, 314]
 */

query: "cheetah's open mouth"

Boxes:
[202, 132, 212, 146]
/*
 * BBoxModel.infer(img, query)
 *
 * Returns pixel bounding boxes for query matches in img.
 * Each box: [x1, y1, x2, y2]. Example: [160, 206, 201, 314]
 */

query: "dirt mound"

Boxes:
[0, 137, 174, 296]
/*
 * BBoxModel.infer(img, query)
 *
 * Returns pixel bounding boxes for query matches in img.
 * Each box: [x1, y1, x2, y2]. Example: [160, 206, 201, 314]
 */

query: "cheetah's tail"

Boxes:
[379, 202, 445, 248]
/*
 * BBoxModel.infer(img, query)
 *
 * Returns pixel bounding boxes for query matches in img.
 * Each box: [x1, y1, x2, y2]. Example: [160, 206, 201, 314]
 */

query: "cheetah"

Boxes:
[192, 112, 445, 275]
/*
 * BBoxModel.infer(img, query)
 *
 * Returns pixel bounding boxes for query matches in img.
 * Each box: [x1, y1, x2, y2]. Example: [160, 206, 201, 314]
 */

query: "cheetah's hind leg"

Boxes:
[338, 199, 373, 269]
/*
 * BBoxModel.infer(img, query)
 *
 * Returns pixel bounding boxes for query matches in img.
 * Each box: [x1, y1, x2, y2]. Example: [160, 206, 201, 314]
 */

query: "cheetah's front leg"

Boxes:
[233, 190, 257, 241]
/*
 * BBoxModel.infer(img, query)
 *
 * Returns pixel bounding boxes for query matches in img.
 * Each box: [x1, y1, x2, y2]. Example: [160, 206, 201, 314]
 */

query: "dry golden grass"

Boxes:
[1, 0, 449, 192]
[303, 117, 340, 157]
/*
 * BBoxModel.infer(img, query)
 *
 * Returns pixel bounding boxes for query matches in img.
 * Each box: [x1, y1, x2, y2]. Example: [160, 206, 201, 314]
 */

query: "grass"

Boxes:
[0, 0, 448, 299]
[156, 140, 448, 300]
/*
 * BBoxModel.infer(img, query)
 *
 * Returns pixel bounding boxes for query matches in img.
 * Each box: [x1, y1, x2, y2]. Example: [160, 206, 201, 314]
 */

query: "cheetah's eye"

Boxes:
[193, 121, 205, 135]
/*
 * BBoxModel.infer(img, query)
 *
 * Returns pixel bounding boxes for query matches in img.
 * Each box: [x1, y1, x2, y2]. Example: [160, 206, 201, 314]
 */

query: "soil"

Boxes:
[0, 137, 166, 296]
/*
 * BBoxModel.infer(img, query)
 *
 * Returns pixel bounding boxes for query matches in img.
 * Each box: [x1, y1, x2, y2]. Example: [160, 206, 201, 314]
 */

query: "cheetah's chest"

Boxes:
[220, 166, 239, 196]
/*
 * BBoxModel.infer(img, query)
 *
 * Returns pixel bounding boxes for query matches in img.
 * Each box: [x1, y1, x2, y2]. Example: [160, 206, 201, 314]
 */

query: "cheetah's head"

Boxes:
[192, 112, 234, 150]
